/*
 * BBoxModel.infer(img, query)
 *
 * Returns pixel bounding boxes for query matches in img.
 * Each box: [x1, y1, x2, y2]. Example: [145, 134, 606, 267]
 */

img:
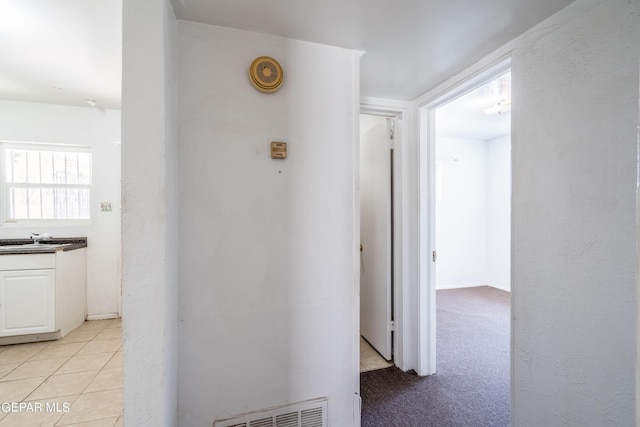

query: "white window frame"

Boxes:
[0, 141, 93, 227]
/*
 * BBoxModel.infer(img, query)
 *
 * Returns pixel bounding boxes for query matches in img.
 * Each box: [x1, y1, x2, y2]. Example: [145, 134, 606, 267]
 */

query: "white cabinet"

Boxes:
[0, 269, 55, 336]
[0, 249, 87, 342]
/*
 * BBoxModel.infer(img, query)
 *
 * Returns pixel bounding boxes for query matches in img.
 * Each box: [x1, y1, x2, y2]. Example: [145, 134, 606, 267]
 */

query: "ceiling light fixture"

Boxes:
[483, 99, 511, 115]
[483, 72, 511, 115]
[85, 98, 97, 106]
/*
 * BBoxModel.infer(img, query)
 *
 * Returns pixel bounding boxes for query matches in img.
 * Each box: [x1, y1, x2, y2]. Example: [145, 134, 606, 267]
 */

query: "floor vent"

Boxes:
[213, 398, 328, 427]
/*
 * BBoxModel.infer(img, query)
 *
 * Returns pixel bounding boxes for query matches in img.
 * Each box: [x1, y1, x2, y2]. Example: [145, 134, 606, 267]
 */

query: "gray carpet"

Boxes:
[360, 286, 511, 427]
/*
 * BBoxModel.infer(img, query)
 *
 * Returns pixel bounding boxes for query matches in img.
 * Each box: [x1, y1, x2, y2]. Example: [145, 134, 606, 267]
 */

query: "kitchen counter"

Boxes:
[0, 237, 88, 343]
[0, 237, 87, 255]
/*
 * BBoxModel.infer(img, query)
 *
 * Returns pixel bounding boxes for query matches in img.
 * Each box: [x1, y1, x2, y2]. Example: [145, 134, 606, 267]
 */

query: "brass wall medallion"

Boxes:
[249, 56, 284, 93]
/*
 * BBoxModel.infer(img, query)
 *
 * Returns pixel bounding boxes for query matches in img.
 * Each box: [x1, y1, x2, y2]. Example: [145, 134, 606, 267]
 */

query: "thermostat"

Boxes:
[271, 142, 287, 159]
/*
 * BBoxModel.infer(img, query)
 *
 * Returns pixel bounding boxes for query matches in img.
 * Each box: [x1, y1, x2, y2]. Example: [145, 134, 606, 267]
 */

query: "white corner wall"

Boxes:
[0, 100, 121, 317]
[511, 0, 639, 425]
[176, 22, 360, 426]
[434, 133, 511, 292]
[487, 134, 510, 292]
[121, 0, 179, 425]
[435, 136, 489, 289]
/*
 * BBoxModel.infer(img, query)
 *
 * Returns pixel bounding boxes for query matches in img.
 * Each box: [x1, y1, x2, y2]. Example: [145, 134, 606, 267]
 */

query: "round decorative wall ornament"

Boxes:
[249, 56, 284, 93]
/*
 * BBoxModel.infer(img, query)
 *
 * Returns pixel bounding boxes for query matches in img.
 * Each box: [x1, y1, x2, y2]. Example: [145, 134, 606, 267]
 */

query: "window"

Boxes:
[2, 143, 92, 222]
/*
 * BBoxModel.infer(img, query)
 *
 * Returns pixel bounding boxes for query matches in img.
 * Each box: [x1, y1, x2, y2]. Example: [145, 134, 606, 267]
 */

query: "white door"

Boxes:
[360, 115, 393, 360]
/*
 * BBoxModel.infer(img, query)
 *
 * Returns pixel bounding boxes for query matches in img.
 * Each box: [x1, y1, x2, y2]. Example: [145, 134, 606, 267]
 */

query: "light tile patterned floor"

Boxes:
[0, 319, 123, 426]
[360, 336, 393, 372]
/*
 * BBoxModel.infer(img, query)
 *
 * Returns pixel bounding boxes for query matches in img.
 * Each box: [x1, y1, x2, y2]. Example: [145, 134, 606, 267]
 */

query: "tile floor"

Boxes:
[0, 323, 388, 425]
[360, 336, 393, 372]
[0, 319, 123, 426]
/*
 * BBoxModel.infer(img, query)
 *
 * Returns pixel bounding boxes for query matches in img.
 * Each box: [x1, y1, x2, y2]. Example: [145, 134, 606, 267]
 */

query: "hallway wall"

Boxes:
[511, 0, 639, 424]
[176, 22, 360, 426]
[121, 0, 179, 425]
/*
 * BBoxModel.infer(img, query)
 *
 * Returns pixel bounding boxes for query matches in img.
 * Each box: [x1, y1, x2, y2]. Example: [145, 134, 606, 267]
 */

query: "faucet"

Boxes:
[31, 232, 52, 245]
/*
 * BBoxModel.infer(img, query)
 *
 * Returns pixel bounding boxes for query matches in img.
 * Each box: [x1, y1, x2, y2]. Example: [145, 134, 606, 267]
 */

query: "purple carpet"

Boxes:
[361, 286, 511, 427]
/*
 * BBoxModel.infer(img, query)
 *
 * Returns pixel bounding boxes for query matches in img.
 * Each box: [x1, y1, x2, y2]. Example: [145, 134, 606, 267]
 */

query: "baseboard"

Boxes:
[0, 330, 60, 345]
[487, 283, 511, 292]
[86, 313, 119, 321]
[436, 283, 485, 290]
[436, 283, 511, 292]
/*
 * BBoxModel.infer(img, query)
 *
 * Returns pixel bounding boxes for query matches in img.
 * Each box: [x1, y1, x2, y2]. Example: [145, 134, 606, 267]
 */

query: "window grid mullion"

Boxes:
[53, 186, 58, 220]
[9, 150, 14, 183]
[75, 153, 80, 215]
[10, 186, 14, 219]
[64, 155, 68, 218]
[38, 152, 42, 219]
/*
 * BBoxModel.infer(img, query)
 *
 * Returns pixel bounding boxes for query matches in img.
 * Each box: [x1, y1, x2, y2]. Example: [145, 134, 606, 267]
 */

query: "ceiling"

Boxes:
[0, 0, 122, 110]
[171, 0, 575, 101]
[0, 0, 575, 110]
[436, 72, 511, 141]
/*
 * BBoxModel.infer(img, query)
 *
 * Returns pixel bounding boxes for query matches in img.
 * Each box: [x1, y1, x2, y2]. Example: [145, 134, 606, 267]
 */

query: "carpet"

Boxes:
[360, 286, 511, 427]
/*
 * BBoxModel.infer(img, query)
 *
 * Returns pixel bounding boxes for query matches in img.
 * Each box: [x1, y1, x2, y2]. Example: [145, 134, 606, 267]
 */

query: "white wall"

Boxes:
[435, 136, 489, 289]
[176, 22, 359, 426]
[487, 134, 510, 291]
[434, 133, 511, 291]
[121, 0, 179, 425]
[0, 100, 121, 317]
[510, 0, 639, 425]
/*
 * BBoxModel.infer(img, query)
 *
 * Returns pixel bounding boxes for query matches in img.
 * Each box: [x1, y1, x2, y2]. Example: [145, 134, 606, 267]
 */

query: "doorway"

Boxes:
[417, 58, 512, 376]
[431, 72, 512, 417]
[434, 72, 511, 293]
[359, 114, 394, 371]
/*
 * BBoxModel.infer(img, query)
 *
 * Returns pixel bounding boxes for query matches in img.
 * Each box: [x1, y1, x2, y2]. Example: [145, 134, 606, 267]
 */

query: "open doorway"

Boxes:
[431, 70, 512, 419]
[434, 72, 511, 293]
[417, 57, 512, 375]
[359, 114, 395, 372]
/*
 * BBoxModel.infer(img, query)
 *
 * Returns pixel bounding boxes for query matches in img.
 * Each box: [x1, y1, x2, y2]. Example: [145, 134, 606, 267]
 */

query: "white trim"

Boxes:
[86, 313, 119, 321]
[414, 47, 514, 107]
[360, 97, 414, 373]
[362, 96, 414, 112]
[1, 141, 92, 152]
[1, 220, 92, 228]
[352, 50, 364, 427]
[417, 105, 436, 376]
[415, 54, 513, 377]
[436, 283, 489, 290]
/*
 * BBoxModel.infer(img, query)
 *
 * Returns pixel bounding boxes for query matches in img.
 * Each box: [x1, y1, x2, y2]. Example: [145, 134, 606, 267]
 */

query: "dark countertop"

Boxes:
[0, 238, 87, 255]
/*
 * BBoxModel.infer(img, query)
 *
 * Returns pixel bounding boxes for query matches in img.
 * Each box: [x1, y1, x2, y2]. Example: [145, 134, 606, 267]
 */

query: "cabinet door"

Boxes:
[0, 269, 55, 336]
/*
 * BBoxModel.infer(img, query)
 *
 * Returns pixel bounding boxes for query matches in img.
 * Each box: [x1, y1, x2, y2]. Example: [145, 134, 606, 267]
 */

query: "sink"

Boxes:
[0, 243, 72, 251]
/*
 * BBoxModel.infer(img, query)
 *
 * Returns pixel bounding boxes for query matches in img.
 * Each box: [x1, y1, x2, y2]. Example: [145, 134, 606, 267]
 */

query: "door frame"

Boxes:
[414, 55, 512, 375]
[360, 98, 413, 371]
